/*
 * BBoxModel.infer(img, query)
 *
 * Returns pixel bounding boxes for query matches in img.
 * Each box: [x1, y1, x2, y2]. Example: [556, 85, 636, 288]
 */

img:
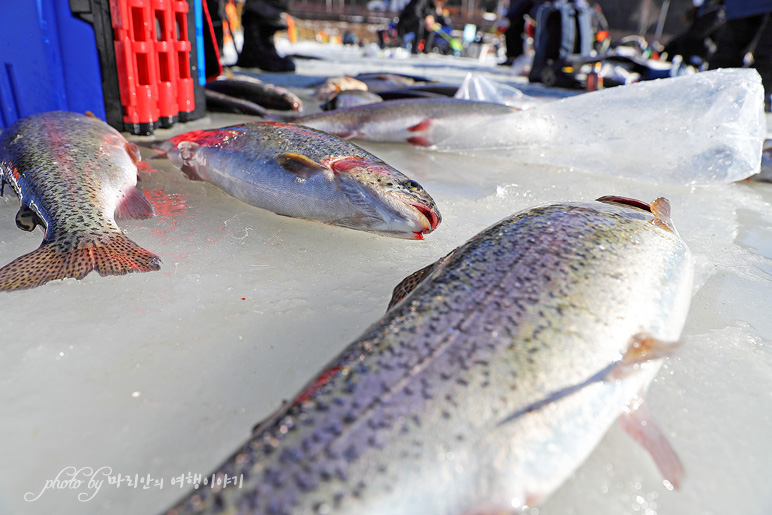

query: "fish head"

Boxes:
[325, 156, 441, 239]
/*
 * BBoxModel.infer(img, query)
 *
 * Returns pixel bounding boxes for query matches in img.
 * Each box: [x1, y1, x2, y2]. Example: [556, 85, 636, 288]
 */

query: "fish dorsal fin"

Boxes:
[387, 250, 456, 310]
[595, 195, 652, 212]
[15, 205, 41, 232]
[116, 187, 155, 220]
[276, 153, 329, 179]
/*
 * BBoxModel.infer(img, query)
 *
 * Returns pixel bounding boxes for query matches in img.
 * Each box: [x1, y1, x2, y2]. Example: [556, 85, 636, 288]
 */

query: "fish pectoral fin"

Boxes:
[388, 263, 438, 310]
[116, 187, 155, 220]
[275, 153, 330, 179]
[125, 141, 142, 166]
[620, 397, 684, 489]
[387, 250, 456, 310]
[407, 118, 433, 133]
[15, 205, 41, 232]
[406, 120, 436, 146]
[613, 333, 681, 379]
[497, 333, 680, 427]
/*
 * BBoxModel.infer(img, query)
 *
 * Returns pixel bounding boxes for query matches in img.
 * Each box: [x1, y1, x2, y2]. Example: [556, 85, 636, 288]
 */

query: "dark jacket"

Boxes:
[724, 0, 772, 20]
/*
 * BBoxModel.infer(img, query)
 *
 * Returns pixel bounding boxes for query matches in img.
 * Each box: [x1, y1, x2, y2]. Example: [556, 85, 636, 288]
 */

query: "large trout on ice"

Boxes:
[0, 111, 160, 291]
[157, 122, 441, 239]
[167, 196, 693, 514]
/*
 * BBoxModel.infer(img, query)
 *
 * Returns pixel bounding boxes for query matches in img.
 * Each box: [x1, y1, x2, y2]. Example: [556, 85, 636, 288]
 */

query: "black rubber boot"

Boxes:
[237, 11, 295, 72]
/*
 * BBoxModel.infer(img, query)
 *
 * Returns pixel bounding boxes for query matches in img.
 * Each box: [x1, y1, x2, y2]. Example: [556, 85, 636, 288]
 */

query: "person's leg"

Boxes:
[709, 15, 764, 69]
[751, 15, 772, 109]
[236, 0, 295, 71]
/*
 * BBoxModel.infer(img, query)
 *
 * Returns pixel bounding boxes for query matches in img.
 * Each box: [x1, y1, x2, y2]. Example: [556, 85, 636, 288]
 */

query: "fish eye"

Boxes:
[405, 180, 421, 190]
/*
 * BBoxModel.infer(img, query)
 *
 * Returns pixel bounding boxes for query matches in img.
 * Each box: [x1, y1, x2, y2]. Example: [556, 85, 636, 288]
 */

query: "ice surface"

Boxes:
[2, 42, 772, 515]
[438, 68, 767, 185]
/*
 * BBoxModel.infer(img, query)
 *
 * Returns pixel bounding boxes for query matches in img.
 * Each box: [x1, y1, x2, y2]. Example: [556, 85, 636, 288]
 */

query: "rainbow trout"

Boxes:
[157, 122, 441, 239]
[165, 196, 693, 514]
[296, 98, 517, 147]
[0, 111, 160, 291]
[205, 75, 303, 111]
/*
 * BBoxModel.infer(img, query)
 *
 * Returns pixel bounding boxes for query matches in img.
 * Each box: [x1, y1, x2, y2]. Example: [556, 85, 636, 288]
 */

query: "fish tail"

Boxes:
[0, 233, 161, 291]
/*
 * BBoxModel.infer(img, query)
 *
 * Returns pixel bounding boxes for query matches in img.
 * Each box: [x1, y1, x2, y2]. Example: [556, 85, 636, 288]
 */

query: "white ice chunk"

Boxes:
[438, 68, 766, 185]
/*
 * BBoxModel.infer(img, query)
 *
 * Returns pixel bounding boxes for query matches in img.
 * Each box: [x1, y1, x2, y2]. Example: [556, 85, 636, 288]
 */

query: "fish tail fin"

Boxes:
[0, 233, 161, 291]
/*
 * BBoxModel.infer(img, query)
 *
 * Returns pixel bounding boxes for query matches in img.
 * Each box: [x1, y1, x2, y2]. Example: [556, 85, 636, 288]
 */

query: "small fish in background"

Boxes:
[165, 196, 693, 514]
[312, 75, 369, 102]
[156, 121, 441, 239]
[376, 86, 454, 100]
[320, 90, 383, 111]
[0, 111, 160, 291]
[353, 72, 437, 92]
[204, 89, 272, 117]
[296, 98, 518, 147]
[205, 73, 303, 111]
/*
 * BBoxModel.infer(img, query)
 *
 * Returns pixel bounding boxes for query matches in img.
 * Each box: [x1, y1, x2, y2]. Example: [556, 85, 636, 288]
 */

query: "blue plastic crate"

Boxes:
[0, 0, 105, 129]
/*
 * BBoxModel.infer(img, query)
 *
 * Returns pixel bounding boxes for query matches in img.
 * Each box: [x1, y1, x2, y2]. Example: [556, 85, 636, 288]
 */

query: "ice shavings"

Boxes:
[436, 69, 766, 185]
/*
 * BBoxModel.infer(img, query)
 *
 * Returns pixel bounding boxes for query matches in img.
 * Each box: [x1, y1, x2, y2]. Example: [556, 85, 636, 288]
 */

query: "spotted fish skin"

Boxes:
[166, 198, 693, 515]
[0, 111, 160, 291]
[158, 121, 441, 239]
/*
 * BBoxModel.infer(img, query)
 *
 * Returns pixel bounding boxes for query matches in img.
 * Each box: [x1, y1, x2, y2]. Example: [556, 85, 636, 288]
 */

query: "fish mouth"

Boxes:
[411, 203, 441, 235]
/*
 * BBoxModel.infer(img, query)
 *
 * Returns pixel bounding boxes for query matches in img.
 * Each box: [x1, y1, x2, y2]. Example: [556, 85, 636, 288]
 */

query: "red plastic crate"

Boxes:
[109, 0, 197, 134]
[171, 0, 195, 120]
[152, 0, 179, 127]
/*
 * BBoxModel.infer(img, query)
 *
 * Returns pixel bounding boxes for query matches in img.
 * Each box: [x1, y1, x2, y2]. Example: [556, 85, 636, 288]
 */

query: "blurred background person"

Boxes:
[397, 0, 441, 53]
[708, 0, 772, 109]
[236, 0, 296, 71]
[498, 0, 540, 66]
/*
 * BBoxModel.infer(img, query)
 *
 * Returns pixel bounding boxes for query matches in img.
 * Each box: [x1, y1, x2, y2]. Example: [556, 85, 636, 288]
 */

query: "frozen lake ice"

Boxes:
[1, 42, 771, 515]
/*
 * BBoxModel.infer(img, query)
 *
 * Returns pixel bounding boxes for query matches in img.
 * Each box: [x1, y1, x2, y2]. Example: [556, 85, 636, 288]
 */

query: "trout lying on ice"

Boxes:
[205, 74, 303, 111]
[0, 111, 160, 291]
[296, 98, 517, 147]
[166, 196, 693, 514]
[157, 122, 441, 239]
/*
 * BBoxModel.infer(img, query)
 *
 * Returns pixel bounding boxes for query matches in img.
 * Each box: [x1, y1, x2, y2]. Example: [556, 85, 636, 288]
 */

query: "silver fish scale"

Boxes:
[169, 201, 691, 515]
[0, 111, 134, 245]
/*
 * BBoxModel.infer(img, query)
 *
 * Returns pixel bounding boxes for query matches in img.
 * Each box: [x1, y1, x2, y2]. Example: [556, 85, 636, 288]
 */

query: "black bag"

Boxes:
[528, 0, 596, 87]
